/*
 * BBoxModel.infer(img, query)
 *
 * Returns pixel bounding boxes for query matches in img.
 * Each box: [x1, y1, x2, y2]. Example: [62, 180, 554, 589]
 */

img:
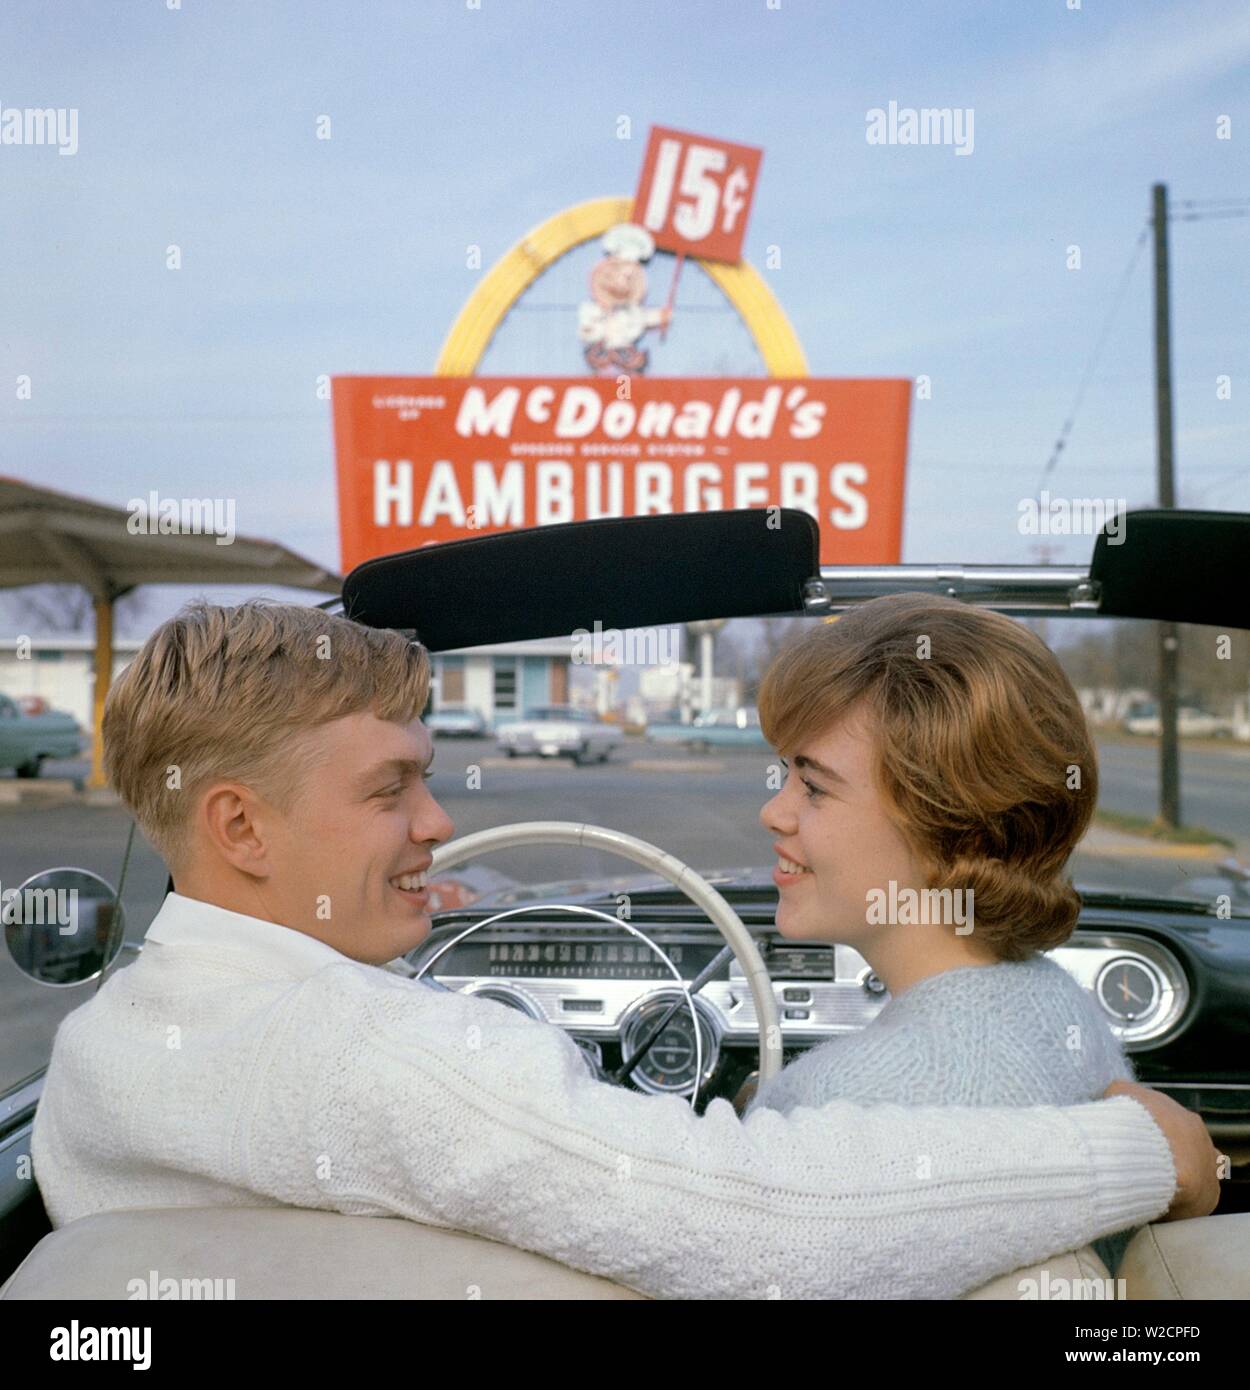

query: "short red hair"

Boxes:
[757, 594, 1097, 960]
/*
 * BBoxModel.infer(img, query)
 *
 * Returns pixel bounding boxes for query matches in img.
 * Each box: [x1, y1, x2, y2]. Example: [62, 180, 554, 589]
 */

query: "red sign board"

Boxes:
[332, 376, 910, 573]
[632, 126, 763, 263]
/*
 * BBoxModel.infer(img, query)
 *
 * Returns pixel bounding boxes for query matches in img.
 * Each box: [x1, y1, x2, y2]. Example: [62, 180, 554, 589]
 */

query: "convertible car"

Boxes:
[1, 506, 1248, 1299]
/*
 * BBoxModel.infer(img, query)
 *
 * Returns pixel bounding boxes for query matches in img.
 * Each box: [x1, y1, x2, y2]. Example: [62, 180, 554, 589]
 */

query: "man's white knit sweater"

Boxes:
[32, 893, 1178, 1300]
[747, 954, 1141, 1273]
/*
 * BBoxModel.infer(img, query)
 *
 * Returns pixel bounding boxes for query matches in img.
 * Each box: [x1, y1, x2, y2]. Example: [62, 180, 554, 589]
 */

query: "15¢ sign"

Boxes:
[632, 125, 763, 264]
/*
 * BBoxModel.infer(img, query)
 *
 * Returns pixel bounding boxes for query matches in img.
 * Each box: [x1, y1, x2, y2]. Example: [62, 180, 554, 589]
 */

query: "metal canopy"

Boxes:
[0, 476, 339, 596]
[0, 475, 340, 786]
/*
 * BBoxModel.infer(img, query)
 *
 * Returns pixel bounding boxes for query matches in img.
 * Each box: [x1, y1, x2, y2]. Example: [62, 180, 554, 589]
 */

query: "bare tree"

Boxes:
[1052, 620, 1250, 710]
[2, 585, 147, 635]
[737, 616, 809, 701]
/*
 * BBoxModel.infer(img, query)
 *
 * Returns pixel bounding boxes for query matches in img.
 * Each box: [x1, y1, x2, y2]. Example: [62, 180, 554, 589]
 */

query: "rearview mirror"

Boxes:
[1, 868, 126, 987]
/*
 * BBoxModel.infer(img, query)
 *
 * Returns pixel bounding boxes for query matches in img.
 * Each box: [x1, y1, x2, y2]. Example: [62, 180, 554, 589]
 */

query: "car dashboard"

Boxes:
[406, 891, 1250, 1144]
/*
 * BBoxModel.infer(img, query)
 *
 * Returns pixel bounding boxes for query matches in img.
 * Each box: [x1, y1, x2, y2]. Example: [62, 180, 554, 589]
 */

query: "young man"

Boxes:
[31, 601, 1218, 1300]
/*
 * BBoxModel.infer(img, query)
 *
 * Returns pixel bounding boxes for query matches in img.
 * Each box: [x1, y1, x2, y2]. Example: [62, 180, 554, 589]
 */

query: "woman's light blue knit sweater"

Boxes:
[748, 952, 1138, 1274]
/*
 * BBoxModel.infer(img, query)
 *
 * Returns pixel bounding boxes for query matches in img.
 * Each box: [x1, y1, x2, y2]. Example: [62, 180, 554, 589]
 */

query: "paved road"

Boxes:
[2, 734, 1245, 1093]
[15, 731, 1249, 849]
[1095, 736, 1250, 842]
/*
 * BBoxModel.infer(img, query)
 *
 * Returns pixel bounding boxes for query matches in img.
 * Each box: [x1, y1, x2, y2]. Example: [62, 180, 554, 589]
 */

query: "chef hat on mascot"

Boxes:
[601, 223, 655, 262]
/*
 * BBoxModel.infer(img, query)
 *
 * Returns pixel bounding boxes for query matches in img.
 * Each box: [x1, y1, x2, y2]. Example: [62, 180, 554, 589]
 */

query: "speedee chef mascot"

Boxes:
[577, 223, 672, 377]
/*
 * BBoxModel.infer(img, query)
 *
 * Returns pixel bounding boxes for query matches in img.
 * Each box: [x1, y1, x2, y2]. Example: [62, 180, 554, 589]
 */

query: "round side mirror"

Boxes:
[2, 868, 125, 987]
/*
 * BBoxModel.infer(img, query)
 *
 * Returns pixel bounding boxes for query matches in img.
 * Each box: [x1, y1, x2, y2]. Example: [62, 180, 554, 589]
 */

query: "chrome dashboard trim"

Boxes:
[459, 980, 545, 1020]
[421, 925, 1193, 1050]
[1048, 934, 1190, 1048]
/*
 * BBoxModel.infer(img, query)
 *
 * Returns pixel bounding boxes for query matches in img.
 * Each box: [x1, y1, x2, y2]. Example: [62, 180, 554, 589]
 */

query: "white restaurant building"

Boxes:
[0, 636, 578, 732]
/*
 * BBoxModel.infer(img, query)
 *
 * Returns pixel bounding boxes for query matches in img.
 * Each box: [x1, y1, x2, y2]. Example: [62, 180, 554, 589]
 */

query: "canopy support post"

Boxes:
[88, 595, 113, 790]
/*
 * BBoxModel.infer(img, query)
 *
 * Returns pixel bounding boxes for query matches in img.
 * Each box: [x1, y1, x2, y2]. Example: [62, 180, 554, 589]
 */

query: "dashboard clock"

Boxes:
[1096, 958, 1161, 1024]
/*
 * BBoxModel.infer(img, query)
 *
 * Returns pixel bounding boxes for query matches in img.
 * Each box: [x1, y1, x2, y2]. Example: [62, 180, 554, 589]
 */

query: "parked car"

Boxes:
[0, 693, 84, 777]
[425, 707, 490, 738]
[1122, 701, 1233, 738]
[648, 706, 769, 751]
[495, 704, 622, 764]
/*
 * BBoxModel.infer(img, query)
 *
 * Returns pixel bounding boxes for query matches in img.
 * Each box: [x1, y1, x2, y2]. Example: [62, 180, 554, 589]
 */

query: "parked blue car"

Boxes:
[0, 694, 85, 777]
[646, 707, 769, 751]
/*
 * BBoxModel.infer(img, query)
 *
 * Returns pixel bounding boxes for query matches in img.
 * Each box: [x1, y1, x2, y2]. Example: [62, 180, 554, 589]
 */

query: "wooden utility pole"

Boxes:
[1152, 182, 1181, 827]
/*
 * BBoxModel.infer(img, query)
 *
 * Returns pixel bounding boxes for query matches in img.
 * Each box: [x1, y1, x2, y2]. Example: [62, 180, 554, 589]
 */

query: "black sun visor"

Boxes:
[1091, 509, 1250, 630]
[341, 508, 820, 650]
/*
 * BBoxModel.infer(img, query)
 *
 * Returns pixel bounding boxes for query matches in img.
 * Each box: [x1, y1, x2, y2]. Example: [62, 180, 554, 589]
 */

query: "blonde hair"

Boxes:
[103, 600, 430, 865]
[758, 594, 1097, 960]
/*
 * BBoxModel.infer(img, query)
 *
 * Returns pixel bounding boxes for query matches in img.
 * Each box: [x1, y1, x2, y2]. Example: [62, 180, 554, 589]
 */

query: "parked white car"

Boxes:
[425, 707, 490, 738]
[1121, 701, 1233, 738]
[496, 705, 623, 765]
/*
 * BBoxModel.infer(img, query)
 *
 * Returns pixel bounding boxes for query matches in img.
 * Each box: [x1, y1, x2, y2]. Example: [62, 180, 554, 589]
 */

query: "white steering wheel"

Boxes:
[427, 821, 782, 1083]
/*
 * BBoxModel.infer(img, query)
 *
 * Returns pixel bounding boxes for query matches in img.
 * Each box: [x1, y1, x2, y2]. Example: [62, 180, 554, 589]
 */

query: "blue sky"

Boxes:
[2, 0, 1247, 633]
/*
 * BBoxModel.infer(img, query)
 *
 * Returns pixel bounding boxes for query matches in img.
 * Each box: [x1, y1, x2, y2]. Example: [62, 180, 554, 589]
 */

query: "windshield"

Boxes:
[424, 613, 1250, 917]
[3, 612, 1247, 1102]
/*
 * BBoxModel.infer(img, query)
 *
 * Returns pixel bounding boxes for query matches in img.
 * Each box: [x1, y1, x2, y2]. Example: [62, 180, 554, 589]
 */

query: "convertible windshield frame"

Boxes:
[801, 564, 1099, 618]
[321, 564, 1103, 625]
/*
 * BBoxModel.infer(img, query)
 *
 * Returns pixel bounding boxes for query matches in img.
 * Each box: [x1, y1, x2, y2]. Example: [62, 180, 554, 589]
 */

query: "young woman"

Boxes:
[749, 592, 1137, 1273]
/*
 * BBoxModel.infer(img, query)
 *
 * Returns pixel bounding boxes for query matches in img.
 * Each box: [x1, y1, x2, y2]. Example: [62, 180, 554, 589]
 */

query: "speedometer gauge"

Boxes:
[619, 992, 721, 1096]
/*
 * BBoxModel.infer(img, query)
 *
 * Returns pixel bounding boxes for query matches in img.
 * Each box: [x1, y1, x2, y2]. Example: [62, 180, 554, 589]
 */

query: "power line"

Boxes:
[1037, 223, 1150, 492]
[1170, 208, 1250, 222]
[1185, 464, 1250, 504]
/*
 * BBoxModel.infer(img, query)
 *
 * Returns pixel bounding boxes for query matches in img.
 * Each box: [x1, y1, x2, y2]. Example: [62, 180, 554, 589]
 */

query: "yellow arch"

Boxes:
[435, 195, 808, 377]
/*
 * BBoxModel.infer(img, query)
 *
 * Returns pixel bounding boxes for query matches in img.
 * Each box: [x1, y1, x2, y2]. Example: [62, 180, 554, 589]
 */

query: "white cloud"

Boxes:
[996, 1, 1250, 142]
